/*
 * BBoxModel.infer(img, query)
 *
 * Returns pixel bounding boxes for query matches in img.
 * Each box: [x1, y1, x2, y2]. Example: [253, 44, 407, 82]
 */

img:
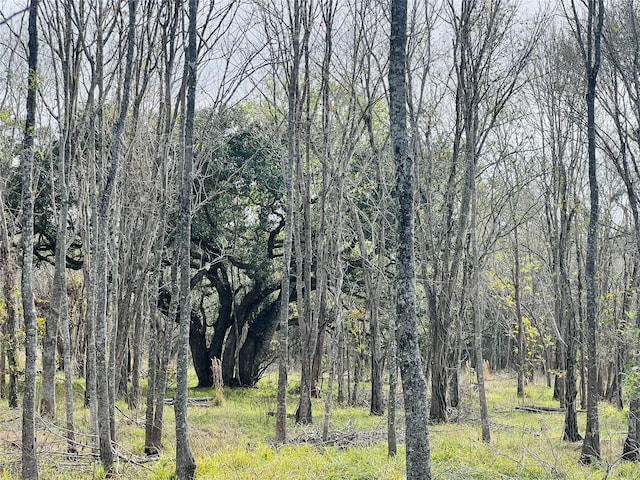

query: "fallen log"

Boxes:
[164, 397, 213, 406]
[515, 405, 565, 413]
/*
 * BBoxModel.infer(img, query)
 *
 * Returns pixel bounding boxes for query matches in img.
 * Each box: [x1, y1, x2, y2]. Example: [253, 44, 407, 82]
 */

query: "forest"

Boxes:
[1, 0, 640, 478]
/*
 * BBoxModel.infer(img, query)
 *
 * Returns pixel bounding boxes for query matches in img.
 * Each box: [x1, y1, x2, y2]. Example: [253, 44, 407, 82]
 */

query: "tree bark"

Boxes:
[322, 259, 344, 442]
[0, 188, 18, 409]
[572, 0, 604, 464]
[40, 1, 79, 437]
[92, 0, 137, 471]
[144, 0, 179, 454]
[275, 0, 304, 443]
[174, 0, 198, 478]
[294, 16, 315, 423]
[623, 396, 640, 461]
[513, 225, 525, 399]
[390, 0, 432, 477]
[21, 2, 40, 477]
[387, 295, 398, 457]
[470, 183, 490, 444]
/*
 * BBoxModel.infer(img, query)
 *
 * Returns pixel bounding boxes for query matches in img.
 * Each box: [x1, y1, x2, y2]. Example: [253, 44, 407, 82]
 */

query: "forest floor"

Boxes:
[0, 370, 638, 479]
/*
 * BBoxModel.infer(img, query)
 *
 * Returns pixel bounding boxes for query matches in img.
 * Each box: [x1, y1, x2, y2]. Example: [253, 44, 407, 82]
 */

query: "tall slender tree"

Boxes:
[599, 0, 640, 460]
[174, 0, 198, 477]
[0, 184, 18, 410]
[144, 0, 182, 456]
[39, 4, 81, 450]
[93, 0, 137, 471]
[272, 0, 304, 441]
[390, 0, 432, 477]
[21, 1, 40, 478]
[566, 0, 604, 464]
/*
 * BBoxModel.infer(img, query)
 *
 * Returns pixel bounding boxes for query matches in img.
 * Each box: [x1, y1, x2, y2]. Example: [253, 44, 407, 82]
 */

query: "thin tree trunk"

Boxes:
[147, 256, 177, 455]
[0, 188, 18, 409]
[513, 225, 525, 399]
[0, 324, 4, 399]
[623, 396, 640, 461]
[390, 0, 432, 477]
[470, 179, 490, 444]
[370, 226, 386, 416]
[575, 0, 604, 464]
[387, 298, 398, 457]
[563, 306, 581, 441]
[145, 0, 179, 451]
[322, 262, 344, 442]
[337, 315, 345, 404]
[52, 135, 76, 450]
[93, 0, 137, 471]
[21, 2, 40, 477]
[275, 0, 303, 443]
[174, 0, 197, 477]
[83, 99, 99, 441]
[129, 284, 145, 409]
[60, 278, 76, 453]
[58, 2, 77, 451]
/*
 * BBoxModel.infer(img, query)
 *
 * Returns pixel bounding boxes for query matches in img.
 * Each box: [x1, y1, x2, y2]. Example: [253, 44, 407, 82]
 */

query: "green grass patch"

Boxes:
[1, 371, 639, 479]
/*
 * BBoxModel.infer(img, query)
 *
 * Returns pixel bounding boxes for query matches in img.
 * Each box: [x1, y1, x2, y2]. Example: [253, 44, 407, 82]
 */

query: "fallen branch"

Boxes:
[515, 405, 564, 413]
[164, 397, 213, 406]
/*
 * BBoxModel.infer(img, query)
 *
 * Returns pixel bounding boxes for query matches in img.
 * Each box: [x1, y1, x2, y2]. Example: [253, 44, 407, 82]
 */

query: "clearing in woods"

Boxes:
[0, 371, 637, 479]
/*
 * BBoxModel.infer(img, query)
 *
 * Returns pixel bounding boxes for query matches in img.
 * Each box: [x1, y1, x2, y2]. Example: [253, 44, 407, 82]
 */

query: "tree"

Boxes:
[21, 1, 40, 477]
[92, 0, 137, 471]
[530, 30, 584, 441]
[599, 0, 640, 460]
[0, 19, 22, 411]
[390, 0, 432, 478]
[174, 0, 198, 476]
[38, 4, 82, 454]
[144, 0, 182, 455]
[0, 178, 18, 410]
[421, 0, 540, 423]
[188, 109, 283, 389]
[565, 0, 604, 464]
[260, 0, 306, 441]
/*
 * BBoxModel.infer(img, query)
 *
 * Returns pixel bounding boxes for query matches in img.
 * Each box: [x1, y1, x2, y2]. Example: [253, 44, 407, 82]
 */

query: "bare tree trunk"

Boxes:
[470, 188, 490, 444]
[146, 255, 177, 455]
[0, 188, 18, 409]
[569, 0, 604, 464]
[387, 299, 398, 457]
[513, 225, 525, 398]
[21, 2, 40, 477]
[144, 0, 179, 452]
[563, 307, 581, 441]
[295, 30, 315, 422]
[129, 283, 145, 409]
[390, 0, 432, 477]
[0, 314, 4, 399]
[623, 396, 640, 461]
[40, 0, 80, 440]
[275, 0, 304, 443]
[322, 260, 344, 442]
[51, 137, 76, 450]
[59, 2, 77, 450]
[60, 277, 76, 453]
[174, 0, 198, 477]
[93, 0, 137, 471]
[83, 95, 99, 442]
[336, 311, 345, 405]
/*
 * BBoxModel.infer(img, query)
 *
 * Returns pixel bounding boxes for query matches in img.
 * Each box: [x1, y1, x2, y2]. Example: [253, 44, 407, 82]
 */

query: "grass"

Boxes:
[0, 370, 637, 479]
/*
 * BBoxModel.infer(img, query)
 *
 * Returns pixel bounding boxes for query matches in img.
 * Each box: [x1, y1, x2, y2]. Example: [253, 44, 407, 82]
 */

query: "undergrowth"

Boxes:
[0, 371, 637, 479]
